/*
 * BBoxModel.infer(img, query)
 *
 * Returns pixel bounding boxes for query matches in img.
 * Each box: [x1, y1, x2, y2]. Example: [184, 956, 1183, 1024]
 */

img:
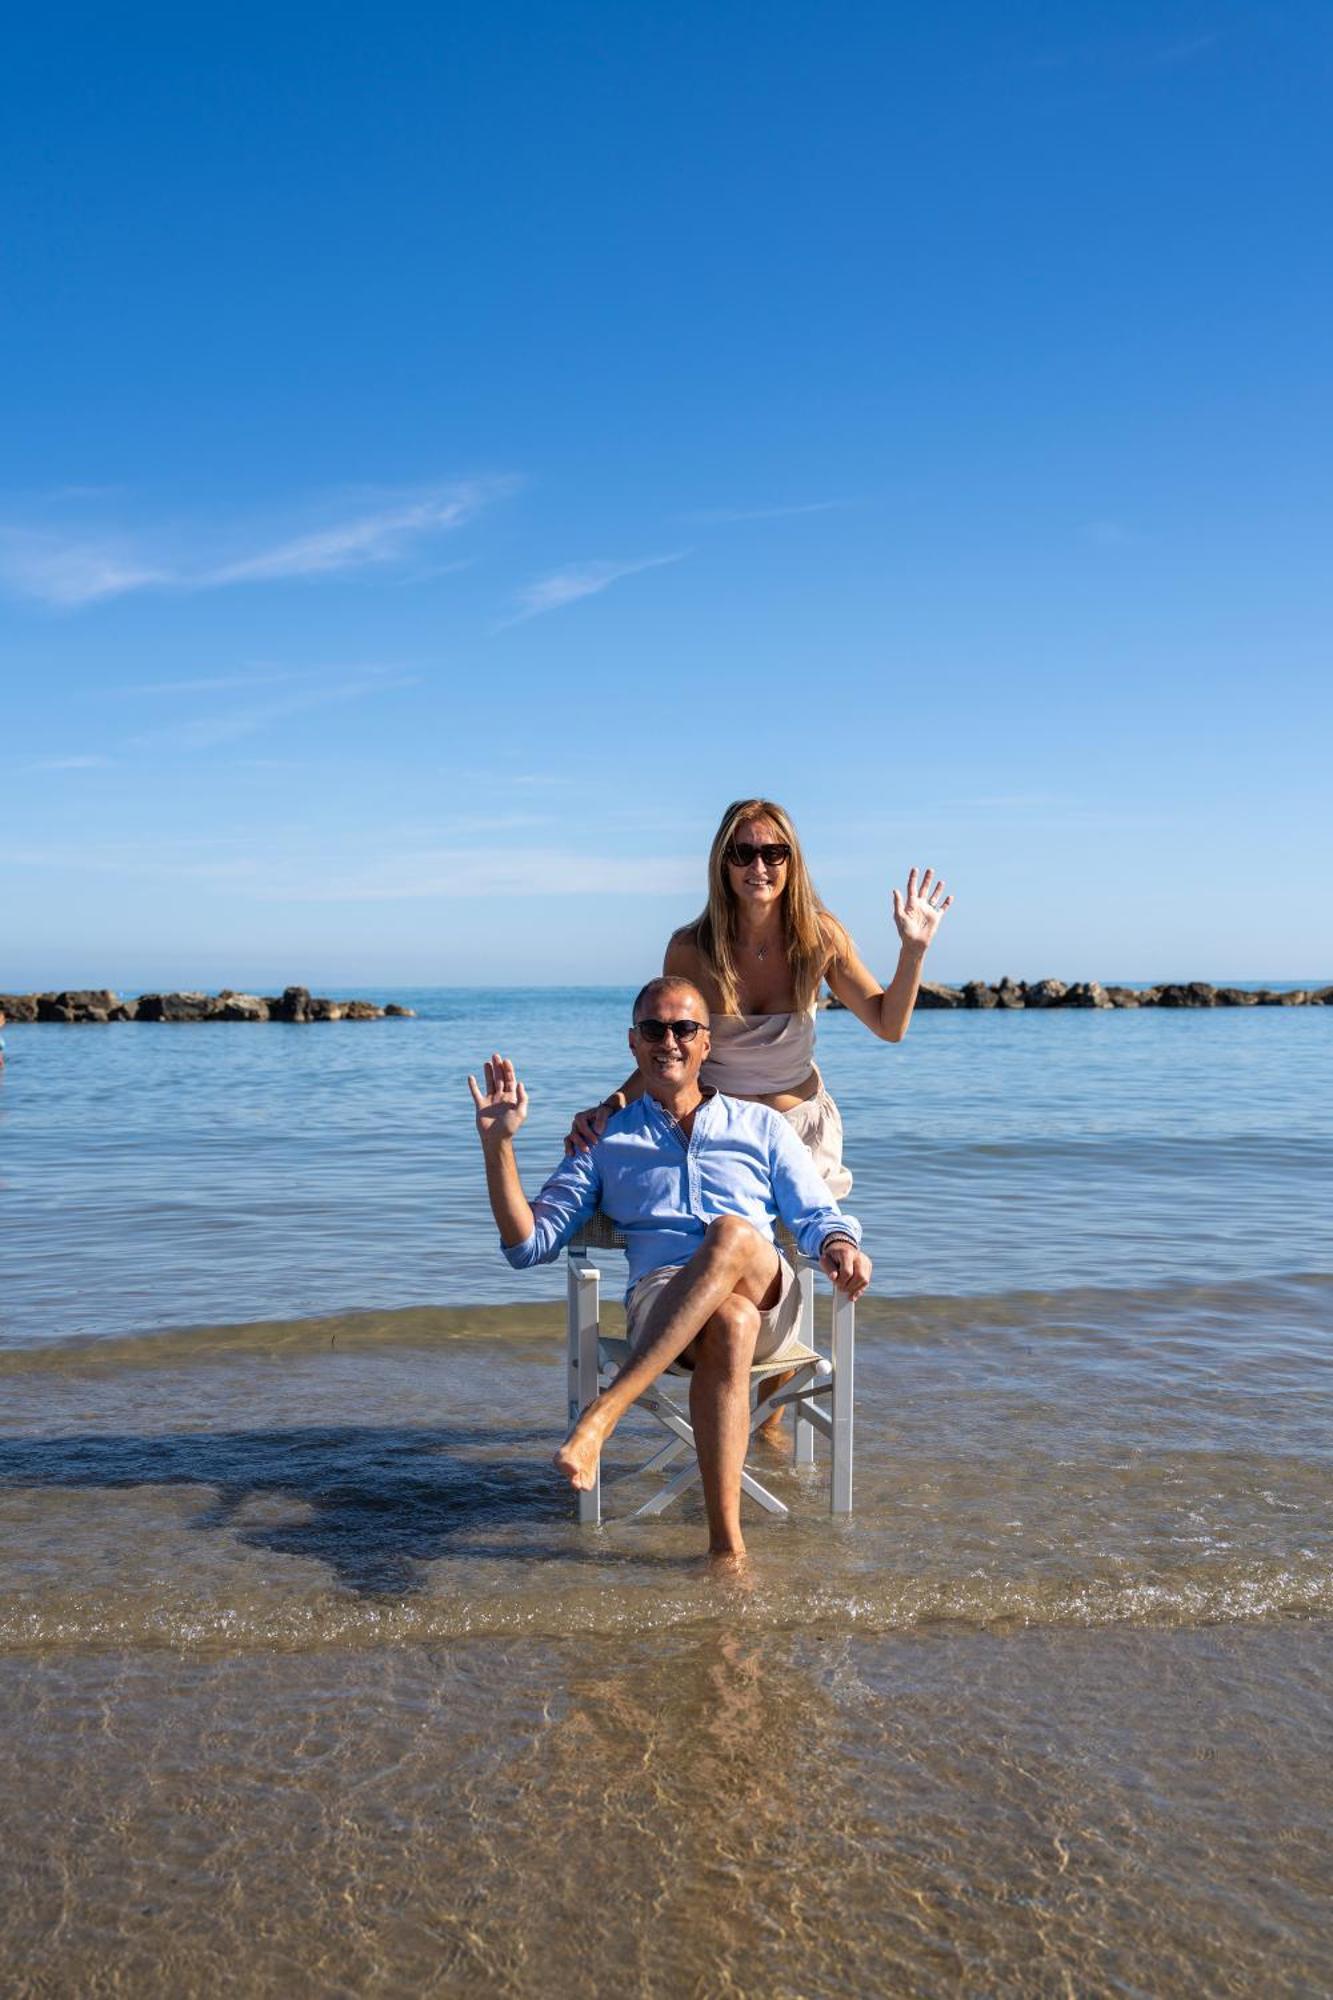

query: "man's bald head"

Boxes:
[631, 976, 710, 1026]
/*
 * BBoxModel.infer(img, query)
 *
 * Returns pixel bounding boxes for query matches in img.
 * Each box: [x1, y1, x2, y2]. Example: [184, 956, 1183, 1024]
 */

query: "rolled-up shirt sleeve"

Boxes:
[765, 1113, 862, 1261]
[501, 1147, 602, 1268]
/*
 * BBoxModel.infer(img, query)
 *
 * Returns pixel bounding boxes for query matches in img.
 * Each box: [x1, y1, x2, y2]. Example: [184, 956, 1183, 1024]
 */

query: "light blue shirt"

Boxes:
[501, 1090, 860, 1296]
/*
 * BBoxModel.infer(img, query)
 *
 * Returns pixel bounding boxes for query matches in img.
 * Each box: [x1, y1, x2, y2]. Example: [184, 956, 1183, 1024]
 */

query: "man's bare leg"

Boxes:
[689, 1295, 762, 1556]
[555, 1216, 781, 1491]
[754, 1367, 796, 1441]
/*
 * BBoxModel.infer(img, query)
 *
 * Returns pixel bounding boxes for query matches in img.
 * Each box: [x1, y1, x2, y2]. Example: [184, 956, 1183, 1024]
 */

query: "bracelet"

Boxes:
[821, 1232, 857, 1256]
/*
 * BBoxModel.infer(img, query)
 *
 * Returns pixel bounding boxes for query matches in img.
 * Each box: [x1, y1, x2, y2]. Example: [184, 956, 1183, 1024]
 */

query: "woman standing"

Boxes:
[566, 798, 952, 1427]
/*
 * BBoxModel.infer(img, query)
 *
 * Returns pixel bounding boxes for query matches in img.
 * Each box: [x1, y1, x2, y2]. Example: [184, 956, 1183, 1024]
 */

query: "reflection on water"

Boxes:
[3, 1625, 1329, 1995]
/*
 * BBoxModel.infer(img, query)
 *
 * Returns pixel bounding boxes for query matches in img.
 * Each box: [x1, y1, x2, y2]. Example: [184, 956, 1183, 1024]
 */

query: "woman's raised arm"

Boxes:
[824, 867, 953, 1043]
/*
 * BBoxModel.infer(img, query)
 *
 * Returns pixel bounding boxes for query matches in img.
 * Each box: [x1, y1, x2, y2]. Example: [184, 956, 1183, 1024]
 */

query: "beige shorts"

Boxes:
[783, 1069, 852, 1199]
[625, 1249, 806, 1364]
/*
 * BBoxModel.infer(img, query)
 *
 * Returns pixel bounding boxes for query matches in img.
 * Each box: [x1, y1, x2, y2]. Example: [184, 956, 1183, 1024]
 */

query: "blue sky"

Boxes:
[3, 0, 1330, 988]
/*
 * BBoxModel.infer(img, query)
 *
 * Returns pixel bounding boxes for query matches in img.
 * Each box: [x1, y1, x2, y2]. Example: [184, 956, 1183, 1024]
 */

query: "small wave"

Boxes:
[3, 1559, 1329, 1654]
[0, 1300, 564, 1373]
[3, 1270, 1330, 1373]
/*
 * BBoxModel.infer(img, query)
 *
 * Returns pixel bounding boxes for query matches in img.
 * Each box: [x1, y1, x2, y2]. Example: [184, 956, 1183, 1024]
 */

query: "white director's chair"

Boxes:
[564, 1216, 855, 1527]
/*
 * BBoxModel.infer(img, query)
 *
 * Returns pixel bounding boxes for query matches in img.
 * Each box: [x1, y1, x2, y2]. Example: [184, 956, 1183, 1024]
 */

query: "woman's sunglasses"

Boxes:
[633, 1018, 707, 1043]
[727, 841, 791, 867]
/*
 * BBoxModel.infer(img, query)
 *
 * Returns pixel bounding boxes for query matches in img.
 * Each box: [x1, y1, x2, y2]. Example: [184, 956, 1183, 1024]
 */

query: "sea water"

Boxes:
[1, 992, 1329, 1993]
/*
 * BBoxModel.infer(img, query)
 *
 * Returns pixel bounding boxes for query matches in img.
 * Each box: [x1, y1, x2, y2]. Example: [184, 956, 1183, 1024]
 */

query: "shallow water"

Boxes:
[2, 991, 1330, 1991]
[4, 1626, 1330, 1997]
[2, 1277, 1329, 1649]
[2, 1302, 1331, 1994]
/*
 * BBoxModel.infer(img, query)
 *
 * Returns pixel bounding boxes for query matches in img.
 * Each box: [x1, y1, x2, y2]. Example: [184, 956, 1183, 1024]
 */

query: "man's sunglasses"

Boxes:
[727, 841, 791, 867]
[633, 1017, 707, 1043]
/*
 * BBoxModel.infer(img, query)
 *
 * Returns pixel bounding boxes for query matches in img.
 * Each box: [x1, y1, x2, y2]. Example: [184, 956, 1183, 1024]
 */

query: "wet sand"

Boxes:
[4, 1628, 1329, 1997]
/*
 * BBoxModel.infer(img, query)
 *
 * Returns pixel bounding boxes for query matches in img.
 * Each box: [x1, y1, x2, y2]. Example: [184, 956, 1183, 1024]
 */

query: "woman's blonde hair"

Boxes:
[688, 798, 834, 1017]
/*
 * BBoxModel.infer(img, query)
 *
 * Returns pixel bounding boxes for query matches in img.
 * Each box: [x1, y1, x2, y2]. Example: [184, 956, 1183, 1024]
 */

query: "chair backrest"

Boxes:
[573, 1213, 801, 1259]
[570, 1211, 626, 1251]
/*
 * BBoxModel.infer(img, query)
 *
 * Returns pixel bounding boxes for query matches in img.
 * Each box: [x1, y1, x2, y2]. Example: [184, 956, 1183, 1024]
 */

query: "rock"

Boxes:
[1250, 991, 1282, 1006]
[1104, 987, 1142, 1007]
[1310, 987, 1333, 1006]
[994, 977, 1025, 1010]
[1062, 980, 1112, 1009]
[1215, 987, 1260, 1006]
[383, 1004, 416, 1018]
[0, 986, 409, 1023]
[37, 989, 119, 1022]
[273, 986, 312, 1023]
[212, 993, 270, 1022]
[1277, 990, 1310, 1005]
[961, 980, 998, 1010]
[1155, 983, 1218, 1008]
[135, 991, 214, 1022]
[61, 989, 119, 1013]
[1022, 979, 1068, 1009]
[914, 982, 964, 1010]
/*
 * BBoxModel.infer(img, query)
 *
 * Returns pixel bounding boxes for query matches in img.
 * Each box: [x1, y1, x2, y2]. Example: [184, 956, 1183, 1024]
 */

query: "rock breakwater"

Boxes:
[0, 986, 415, 1024]
[824, 979, 1333, 1012]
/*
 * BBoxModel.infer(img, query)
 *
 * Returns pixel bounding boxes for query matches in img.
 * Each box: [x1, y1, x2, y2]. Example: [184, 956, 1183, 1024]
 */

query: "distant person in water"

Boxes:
[564, 797, 951, 1432]
[469, 976, 870, 1561]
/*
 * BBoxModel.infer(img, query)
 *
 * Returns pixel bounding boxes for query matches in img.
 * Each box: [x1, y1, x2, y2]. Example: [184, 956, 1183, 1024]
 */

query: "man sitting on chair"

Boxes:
[468, 976, 871, 1559]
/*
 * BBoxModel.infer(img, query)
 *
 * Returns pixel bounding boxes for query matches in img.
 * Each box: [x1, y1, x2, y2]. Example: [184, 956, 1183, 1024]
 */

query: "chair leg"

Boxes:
[566, 1254, 602, 1525]
[633, 1374, 812, 1519]
[793, 1261, 817, 1468]
[635, 1454, 788, 1519]
[830, 1285, 854, 1514]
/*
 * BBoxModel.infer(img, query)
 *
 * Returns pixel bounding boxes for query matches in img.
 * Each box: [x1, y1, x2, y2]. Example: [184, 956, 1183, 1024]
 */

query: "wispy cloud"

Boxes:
[26, 754, 114, 772]
[679, 500, 848, 526]
[128, 671, 420, 753]
[503, 551, 687, 626]
[0, 478, 513, 608]
[5, 837, 267, 886]
[1024, 30, 1222, 76]
[6, 831, 698, 902]
[206, 488, 496, 584]
[0, 534, 169, 606]
[256, 846, 699, 901]
[1144, 33, 1221, 69]
[116, 670, 299, 697]
[1083, 519, 1141, 550]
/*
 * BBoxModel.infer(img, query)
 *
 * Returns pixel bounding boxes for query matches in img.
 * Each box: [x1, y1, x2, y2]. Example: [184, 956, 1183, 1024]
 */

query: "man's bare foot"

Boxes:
[756, 1406, 787, 1444]
[553, 1408, 609, 1491]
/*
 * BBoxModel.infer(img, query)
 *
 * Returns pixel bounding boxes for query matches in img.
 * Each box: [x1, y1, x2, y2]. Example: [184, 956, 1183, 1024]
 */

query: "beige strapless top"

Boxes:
[700, 1007, 818, 1096]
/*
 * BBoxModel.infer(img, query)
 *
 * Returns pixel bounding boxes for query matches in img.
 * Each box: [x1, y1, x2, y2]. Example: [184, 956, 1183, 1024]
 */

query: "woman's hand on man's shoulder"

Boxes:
[565, 1101, 615, 1155]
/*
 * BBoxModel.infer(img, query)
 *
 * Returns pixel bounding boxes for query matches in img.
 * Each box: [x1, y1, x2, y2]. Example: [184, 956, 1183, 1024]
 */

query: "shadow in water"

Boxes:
[0, 1423, 613, 1597]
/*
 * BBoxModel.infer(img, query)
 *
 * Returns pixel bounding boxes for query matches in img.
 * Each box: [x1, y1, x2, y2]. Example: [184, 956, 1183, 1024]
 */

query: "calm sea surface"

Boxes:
[2, 990, 1330, 1994]
[3, 987, 1332, 1340]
